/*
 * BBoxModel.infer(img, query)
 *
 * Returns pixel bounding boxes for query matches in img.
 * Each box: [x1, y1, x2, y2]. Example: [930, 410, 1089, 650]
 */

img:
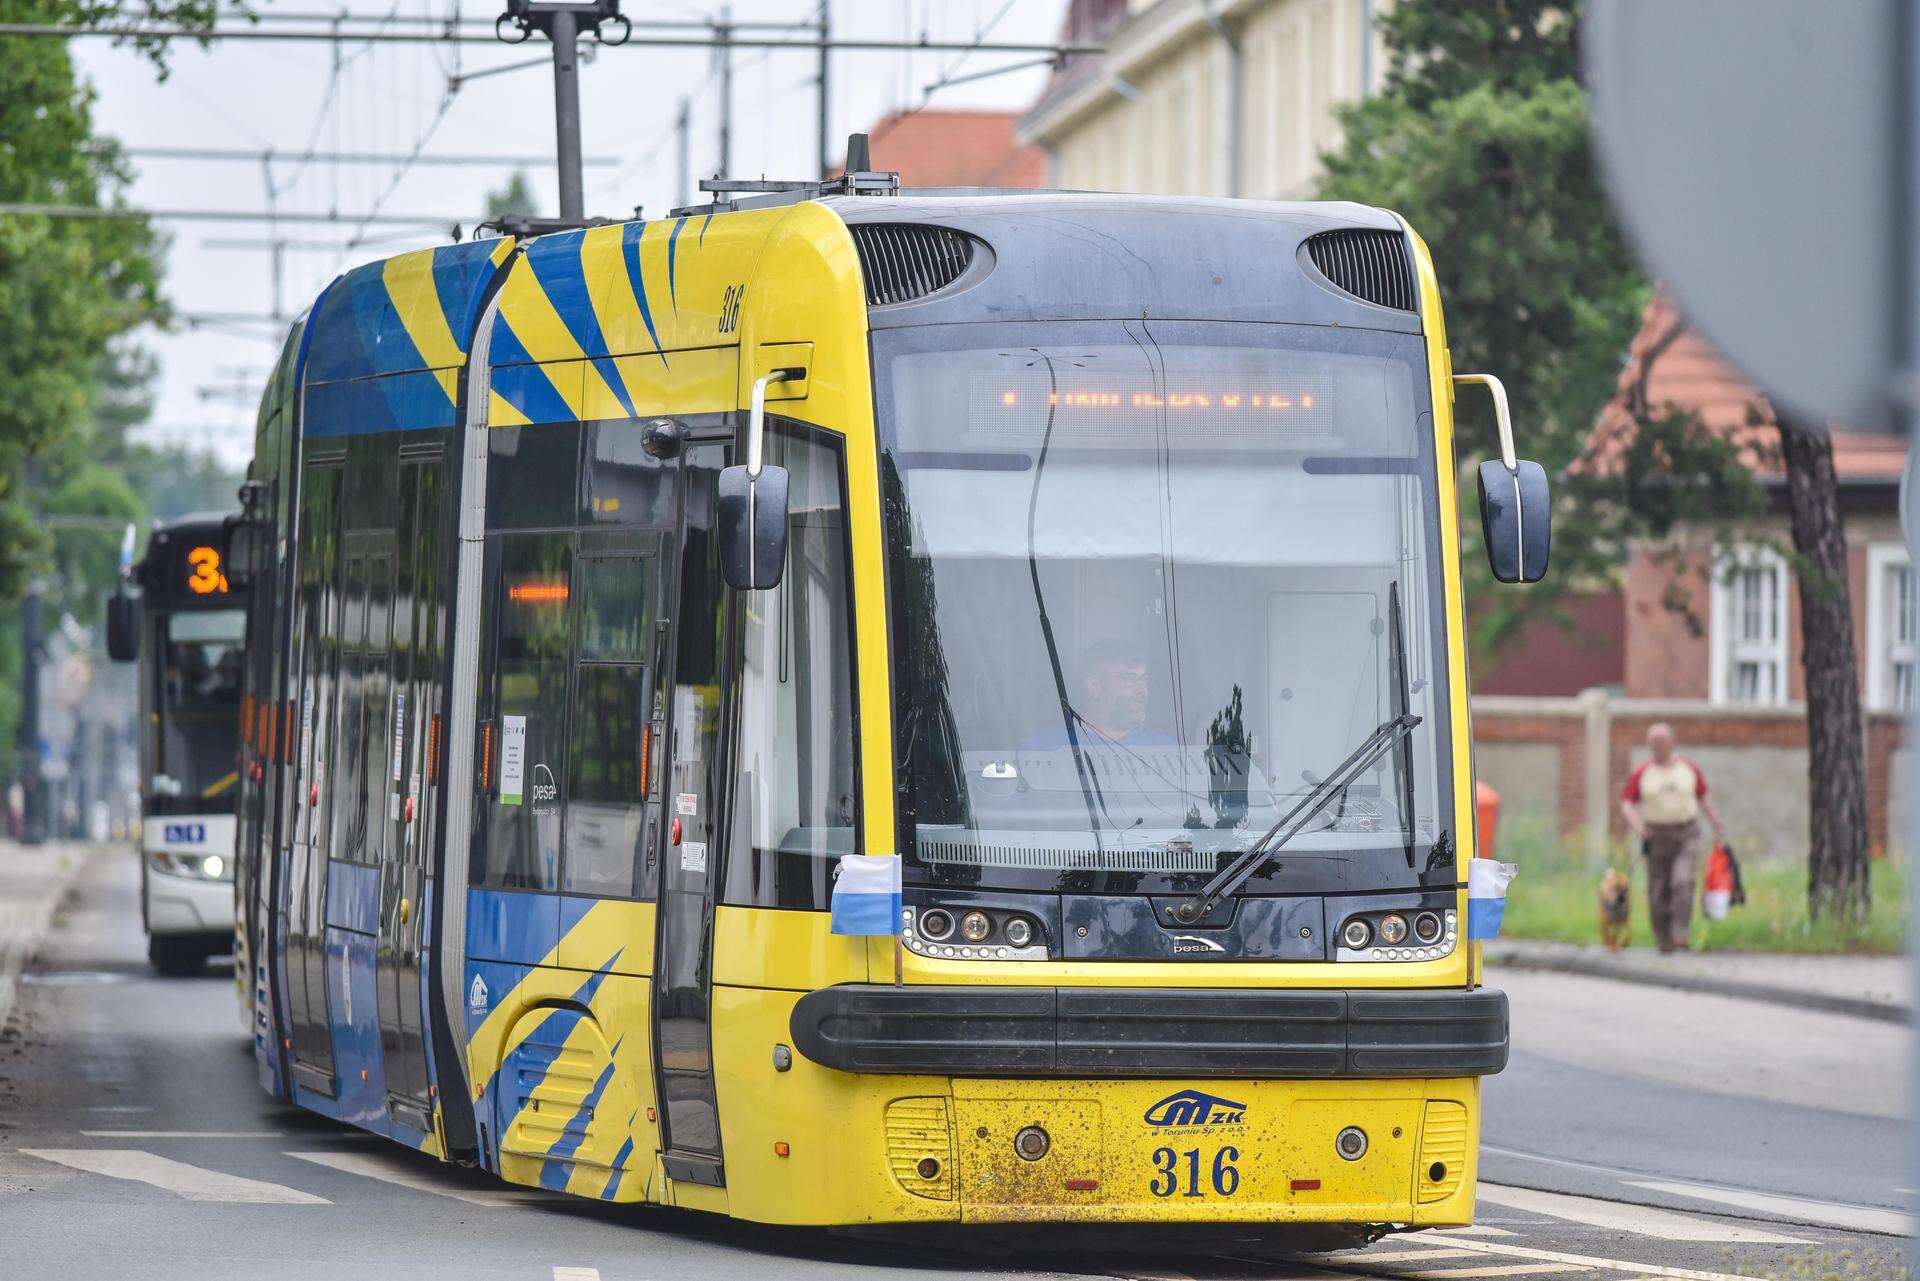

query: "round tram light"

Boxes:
[1340, 918, 1372, 950]
[918, 908, 955, 941]
[1335, 1126, 1369, 1161]
[202, 854, 226, 880]
[916, 1157, 942, 1180]
[1378, 913, 1409, 946]
[1413, 911, 1443, 944]
[1003, 917, 1033, 949]
[960, 911, 992, 943]
[1014, 1125, 1051, 1161]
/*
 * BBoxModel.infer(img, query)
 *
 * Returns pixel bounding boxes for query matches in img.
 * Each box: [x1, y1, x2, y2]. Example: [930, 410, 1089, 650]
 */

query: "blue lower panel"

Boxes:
[466, 887, 560, 966]
[326, 861, 380, 933]
[322, 926, 390, 1133]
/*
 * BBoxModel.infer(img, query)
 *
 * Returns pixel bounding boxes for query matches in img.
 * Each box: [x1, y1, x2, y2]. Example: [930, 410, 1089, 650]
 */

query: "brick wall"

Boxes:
[1473, 692, 1908, 862]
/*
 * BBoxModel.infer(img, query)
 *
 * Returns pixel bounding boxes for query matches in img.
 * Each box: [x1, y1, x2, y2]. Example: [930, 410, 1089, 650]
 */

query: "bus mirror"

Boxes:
[1477, 459, 1551, 584]
[718, 463, 790, 590]
[105, 588, 140, 662]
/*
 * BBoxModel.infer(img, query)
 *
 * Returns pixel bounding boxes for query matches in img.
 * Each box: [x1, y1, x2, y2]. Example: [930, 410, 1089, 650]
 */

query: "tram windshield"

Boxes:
[150, 608, 244, 815]
[876, 320, 1450, 896]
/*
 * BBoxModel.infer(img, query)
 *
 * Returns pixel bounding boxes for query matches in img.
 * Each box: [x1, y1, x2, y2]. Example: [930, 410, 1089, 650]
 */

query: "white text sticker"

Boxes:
[500, 715, 526, 805]
[680, 841, 707, 874]
[675, 792, 699, 816]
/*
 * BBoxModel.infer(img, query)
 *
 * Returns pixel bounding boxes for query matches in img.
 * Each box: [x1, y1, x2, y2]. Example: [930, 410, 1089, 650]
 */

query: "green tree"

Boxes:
[486, 170, 541, 221]
[1316, 1, 1648, 655]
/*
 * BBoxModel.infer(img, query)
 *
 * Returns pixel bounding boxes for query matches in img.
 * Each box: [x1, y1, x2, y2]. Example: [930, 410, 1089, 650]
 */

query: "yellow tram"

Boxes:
[231, 160, 1548, 1241]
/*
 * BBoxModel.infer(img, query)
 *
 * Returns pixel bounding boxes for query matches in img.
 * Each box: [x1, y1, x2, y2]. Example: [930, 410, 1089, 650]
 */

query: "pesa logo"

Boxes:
[1143, 1088, 1248, 1128]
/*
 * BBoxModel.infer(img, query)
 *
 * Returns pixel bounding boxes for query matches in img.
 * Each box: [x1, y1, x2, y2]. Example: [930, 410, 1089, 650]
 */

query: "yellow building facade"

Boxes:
[1022, 0, 1388, 200]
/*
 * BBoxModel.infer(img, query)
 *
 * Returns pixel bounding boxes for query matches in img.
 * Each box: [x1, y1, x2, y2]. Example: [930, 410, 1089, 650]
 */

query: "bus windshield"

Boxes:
[876, 319, 1451, 897]
[151, 608, 245, 815]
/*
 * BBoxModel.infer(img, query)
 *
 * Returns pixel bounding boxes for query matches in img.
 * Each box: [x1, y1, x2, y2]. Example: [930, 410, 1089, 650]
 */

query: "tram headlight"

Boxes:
[1377, 913, 1409, 946]
[1413, 911, 1442, 944]
[1003, 917, 1033, 949]
[960, 911, 993, 944]
[918, 908, 955, 941]
[1340, 917, 1372, 950]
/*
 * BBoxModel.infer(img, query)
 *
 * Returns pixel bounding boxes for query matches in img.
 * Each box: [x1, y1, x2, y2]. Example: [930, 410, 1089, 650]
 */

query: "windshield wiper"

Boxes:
[1169, 712, 1421, 924]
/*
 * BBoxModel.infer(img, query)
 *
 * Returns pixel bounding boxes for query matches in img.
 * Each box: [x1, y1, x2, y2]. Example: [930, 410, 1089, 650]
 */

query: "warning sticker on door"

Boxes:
[680, 841, 707, 874]
[675, 792, 699, 816]
[500, 715, 526, 805]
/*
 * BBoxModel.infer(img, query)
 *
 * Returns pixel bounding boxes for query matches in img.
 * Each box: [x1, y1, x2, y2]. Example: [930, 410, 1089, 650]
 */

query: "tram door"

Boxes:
[284, 463, 341, 1093]
[654, 439, 731, 1187]
[375, 458, 445, 1131]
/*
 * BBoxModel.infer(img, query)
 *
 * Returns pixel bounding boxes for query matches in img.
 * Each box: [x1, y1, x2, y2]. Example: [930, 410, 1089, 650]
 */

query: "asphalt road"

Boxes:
[0, 848, 1909, 1281]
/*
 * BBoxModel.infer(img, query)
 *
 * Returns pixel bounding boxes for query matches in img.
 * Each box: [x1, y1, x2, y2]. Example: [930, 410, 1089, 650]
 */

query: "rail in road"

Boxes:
[0, 849, 1908, 1281]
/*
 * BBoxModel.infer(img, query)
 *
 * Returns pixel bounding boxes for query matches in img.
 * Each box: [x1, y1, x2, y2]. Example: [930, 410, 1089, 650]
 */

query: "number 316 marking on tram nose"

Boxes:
[1149, 1145, 1240, 1198]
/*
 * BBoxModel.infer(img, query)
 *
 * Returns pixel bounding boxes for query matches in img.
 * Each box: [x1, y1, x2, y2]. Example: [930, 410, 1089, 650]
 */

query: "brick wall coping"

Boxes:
[1473, 691, 1907, 728]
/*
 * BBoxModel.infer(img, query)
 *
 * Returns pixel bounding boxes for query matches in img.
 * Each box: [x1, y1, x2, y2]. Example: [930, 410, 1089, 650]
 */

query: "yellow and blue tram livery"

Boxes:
[232, 168, 1550, 1238]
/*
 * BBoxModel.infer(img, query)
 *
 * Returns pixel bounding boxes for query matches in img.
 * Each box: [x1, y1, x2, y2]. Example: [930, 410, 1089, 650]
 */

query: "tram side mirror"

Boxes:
[1477, 459, 1552, 584]
[718, 464, 790, 591]
[105, 588, 140, 662]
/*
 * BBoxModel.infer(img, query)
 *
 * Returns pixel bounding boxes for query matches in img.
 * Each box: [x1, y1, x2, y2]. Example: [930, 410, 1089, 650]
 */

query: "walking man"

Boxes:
[1620, 722, 1728, 952]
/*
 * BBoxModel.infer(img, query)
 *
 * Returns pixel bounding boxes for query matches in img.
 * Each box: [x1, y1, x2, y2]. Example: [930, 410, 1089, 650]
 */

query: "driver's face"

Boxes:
[1085, 660, 1150, 732]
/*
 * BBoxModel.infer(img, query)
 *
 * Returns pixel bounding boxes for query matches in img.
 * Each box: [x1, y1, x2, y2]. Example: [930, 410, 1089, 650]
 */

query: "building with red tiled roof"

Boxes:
[1483, 294, 1912, 713]
[836, 110, 1044, 189]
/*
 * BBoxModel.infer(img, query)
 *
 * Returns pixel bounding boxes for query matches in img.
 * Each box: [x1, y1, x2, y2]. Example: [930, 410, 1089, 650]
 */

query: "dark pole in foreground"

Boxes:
[550, 7, 583, 221]
[16, 582, 44, 844]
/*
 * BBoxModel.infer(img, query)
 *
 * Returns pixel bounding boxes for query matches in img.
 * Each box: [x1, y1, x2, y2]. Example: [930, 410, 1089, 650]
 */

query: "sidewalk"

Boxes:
[1485, 937, 1910, 1023]
[0, 840, 107, 1031]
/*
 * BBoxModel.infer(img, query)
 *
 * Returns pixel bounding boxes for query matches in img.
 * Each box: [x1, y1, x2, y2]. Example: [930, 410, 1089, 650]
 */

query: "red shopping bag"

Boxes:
[1702, 842, 1745, 920]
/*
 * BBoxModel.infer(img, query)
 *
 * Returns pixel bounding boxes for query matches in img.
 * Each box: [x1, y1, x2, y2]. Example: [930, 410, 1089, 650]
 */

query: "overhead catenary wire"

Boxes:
[122, 145, 618, 167]
[0, 21, 1103, 54]
[0, 203, 471, 230]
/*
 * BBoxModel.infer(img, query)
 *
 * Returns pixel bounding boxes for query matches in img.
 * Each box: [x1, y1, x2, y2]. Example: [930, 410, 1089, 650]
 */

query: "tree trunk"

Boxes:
[1777, 417, 1871, 921]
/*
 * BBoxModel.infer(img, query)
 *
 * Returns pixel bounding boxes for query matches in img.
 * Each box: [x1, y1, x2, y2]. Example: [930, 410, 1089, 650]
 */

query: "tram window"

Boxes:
[478, 531, 572, 891]
[577, 554, 654, 661]
[582, 420, 677, 526]
[488, 422, 581, 530]
[335, 555, 370, 863]
[723, 425, 859, 911]
[563, 664, 649, 895]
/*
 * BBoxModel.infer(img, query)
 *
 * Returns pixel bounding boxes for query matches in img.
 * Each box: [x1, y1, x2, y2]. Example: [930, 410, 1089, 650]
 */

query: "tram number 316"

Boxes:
[1148, 1145, 1240, 1198]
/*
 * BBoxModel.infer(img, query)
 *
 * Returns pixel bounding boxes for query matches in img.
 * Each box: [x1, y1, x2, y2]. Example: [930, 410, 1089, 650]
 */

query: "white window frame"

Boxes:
[1709, 544, 1790, 706]
[1866, 543, 1916, 712]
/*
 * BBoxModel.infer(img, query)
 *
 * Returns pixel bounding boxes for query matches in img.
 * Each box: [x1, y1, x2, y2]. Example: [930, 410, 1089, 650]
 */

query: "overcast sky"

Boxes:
[75, 0, 1068, 471]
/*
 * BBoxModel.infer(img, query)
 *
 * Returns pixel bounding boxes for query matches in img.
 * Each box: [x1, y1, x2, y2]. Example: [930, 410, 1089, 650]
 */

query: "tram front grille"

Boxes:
[1417, 1100, 1468, 1203]
[885, 1097, 956, 1200]
[1304, 228, 1416, 312]
[850, 224, 976, 306]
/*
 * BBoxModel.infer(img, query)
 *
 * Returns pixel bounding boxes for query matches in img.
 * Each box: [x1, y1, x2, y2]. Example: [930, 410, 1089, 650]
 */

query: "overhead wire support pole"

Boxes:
[675, 97, 691, 210]
[549, 8, 583, 221]
[816, 0, 830, 179]
[717, 7, 733, 180]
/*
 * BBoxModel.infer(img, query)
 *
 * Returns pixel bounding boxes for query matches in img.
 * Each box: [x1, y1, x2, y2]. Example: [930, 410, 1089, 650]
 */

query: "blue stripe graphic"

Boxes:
[617, 222, 669, 367]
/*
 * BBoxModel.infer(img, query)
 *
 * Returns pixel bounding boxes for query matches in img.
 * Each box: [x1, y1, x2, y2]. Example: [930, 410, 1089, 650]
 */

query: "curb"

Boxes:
[1483, 944, 1910, 1025]
[0, 844, 101, 1032]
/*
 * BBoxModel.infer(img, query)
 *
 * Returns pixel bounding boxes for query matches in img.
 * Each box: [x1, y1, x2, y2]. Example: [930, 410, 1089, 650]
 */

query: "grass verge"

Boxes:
[1493, 814, 1907, 954]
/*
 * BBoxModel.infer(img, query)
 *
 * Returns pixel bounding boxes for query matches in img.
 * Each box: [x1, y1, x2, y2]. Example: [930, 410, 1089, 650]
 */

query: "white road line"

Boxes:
[286, 1150, 557, 1208]
[1626, 1179, 1914, 1238]
[19, 1148, 329, 1204]
[1477, 1182, 1812, 1244]
[1396, 1235, 1766, 1281]
[1428, 1226, 1518, 1238]
[552, 1269, 601, 1281]
[1402, 1267, 1585, 1279]
[1351, 1248, 1485, 1261]
[80, 1130, 284, 1139]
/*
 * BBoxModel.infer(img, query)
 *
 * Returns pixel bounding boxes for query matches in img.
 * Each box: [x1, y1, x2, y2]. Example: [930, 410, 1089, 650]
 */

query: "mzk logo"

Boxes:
[1143, 1088, 1248, 1128]
[468, 974, 488, 1013]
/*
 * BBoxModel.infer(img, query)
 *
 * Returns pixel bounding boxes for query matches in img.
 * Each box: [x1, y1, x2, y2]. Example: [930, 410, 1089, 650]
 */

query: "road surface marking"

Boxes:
[1356, 1248, 1484, 1261]
[81, 1130, 285, 1139]
[287, 1150, 557, 1208]
[1401, 1267, 1585, 1279]
[1390, 1235, 1765, 1281]
[1477, 1182, 1813, 1244]
[1626, 1179, 1913, 1237]
[552, 1270, 601, 1281]
[19, 1148, 329, 1204]
[1429, 1226, 1517, 1238]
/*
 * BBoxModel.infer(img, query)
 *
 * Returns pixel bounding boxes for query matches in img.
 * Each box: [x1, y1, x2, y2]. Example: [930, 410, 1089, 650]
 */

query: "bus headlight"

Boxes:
[202, 854, 226, 880]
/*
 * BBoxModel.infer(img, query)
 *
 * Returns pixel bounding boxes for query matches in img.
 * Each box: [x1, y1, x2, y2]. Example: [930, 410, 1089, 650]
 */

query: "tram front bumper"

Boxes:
[776, 985, 1500, 1226]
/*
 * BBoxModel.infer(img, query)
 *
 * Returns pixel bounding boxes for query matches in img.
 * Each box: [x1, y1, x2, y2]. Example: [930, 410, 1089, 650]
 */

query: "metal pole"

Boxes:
[675, 97, 691, 209]
[17, 581, 45, 845]
[816, 0, 831, 177]
[550, 7, 584, 222]
[717, 7, 733, 178]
